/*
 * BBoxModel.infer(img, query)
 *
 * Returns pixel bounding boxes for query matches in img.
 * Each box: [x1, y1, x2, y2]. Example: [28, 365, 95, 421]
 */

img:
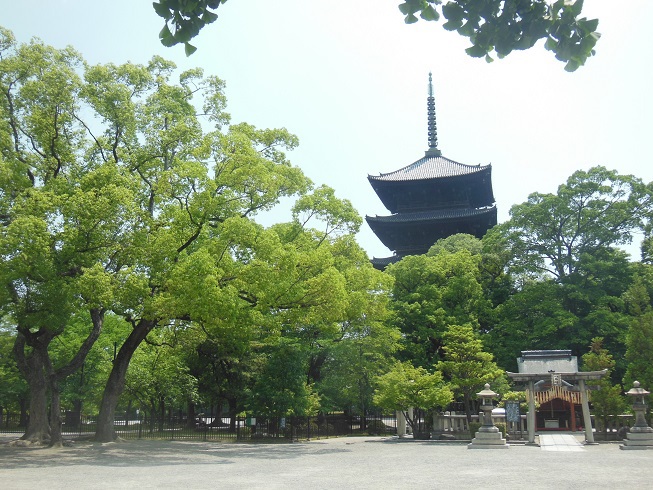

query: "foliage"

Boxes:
[427, 233, 482, 257]
[398, 0, 600, 71]
[386, 250, 490, 366]
[124, 332, 199, 422]
[246, 338, 319, 418]
[498, 390, 533, 414]
[437, 323, 506, 421]
[623, 274, 653, 391]
[485, 166, 651, 373]
[0, 325, 27, 413]
[500, 166, 652, 281]
[0, 27, 127, 444]
[373, 361, 452, 433]
[153, 1, 601, 71]
[581, 337, 626, 432]
[0, 27, 386, 442]
[154, 0, 226, 55]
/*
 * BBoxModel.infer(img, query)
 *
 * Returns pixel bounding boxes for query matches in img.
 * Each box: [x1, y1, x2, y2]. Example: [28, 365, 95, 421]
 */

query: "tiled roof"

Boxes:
[370, 256, 400, 268]
[366, 205, 496, 224]
[368, 155, 490, 182]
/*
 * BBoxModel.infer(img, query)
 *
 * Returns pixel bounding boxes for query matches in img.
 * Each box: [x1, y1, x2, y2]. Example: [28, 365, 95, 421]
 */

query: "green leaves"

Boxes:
[397, 0, 600, 70]
[154, 0, 226, 55]
[374, 361, 453, 414]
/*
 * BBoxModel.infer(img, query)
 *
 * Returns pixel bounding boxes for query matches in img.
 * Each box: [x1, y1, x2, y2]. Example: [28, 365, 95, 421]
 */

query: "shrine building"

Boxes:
[366, 74, 497, 270]
[507, 350, 607, 444]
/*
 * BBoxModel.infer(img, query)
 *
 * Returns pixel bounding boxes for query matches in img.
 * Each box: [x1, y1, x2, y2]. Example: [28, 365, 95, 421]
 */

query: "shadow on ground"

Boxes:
[0, 437, 351, 470]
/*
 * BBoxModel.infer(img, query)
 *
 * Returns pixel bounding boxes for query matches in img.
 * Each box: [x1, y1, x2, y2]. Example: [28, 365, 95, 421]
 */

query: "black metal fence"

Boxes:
[0, 412, 397, 442]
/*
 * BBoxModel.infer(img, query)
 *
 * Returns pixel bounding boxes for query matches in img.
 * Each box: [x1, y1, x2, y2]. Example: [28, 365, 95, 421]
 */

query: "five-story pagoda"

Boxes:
[366, 74, 497, 269]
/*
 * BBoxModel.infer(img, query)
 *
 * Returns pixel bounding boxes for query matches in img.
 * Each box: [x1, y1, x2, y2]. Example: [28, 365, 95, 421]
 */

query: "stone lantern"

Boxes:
[478, 384, 498, 428]
[468, 383, 508, 449]
[620, 381, 653, 450]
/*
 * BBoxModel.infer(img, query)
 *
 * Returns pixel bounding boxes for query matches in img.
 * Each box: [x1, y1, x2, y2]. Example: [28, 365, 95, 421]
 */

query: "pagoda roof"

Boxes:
[368, 155, 491, 183]
[366, 205, 496, 224]
[370, 256, 400, 270]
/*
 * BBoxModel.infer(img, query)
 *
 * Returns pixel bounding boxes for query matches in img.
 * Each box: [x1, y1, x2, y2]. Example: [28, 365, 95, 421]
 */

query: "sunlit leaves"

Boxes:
[373, 361, 453, 419]
[502, 166, 653, 280]
[398, 0, 600, 70]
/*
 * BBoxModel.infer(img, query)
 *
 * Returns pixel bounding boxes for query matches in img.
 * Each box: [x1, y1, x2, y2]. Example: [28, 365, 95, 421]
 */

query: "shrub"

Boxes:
[366, 419, 388, 435]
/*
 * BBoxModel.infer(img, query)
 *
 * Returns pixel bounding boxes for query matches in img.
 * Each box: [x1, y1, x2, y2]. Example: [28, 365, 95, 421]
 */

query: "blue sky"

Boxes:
[3, 1, 653, 259]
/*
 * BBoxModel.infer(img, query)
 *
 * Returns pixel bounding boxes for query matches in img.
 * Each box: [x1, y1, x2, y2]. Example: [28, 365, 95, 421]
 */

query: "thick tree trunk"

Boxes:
[95, 319, 155, 442]
[13, 309, 104, 446]
[48, 377, 63, 448]
[23, 364, 50, 443]
[19, 398, 28, 427]
[14, 334, 51, 444]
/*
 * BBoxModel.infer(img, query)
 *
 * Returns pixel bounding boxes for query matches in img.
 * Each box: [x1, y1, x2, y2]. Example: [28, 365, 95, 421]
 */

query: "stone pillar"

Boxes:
[397, 410, 406, 437]
[579, 379, 595, 444]
[527, 380, 536, 444]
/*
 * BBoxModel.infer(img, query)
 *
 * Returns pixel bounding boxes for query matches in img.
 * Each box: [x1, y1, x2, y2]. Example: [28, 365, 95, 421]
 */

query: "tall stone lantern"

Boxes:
[468, 383, 508, 449]
[620, 381, 653, 450]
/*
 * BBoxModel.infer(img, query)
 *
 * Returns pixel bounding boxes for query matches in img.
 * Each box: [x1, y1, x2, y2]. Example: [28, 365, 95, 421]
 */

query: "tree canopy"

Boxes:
[153, 0, 600, 71]
[0, 26, 391, 444]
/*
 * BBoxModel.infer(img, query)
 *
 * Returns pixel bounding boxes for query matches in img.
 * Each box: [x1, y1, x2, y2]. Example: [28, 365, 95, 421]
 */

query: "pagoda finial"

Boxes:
[426, 72, 441, 157]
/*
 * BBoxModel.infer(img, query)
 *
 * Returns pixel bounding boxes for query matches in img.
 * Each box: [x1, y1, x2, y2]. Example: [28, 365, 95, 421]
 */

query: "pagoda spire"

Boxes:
[425, 72, 442, 157]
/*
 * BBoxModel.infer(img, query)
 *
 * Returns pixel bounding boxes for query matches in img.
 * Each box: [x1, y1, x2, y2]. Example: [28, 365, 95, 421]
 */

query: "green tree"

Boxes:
[0, 28, 369, 444]
[246, 338, 319, 418]
[123, 332, 199, 433]
[373, 361, 453, 434]
[485, 166, 651, 372]
[437, 323, 506, 422]
[501, 166, 652, 281]
[0, 29, 128, 445]
[581, 337, 626, 435]
[317, 315, 400, 416]
[623, 273, 653, 403]
[0, 324, 28, 424]
[387, 250, 490, 367]
[153, 0, 600, 71]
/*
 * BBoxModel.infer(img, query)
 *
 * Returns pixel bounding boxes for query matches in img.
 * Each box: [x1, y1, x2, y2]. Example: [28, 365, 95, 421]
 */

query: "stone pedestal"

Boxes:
[620, 428, 653, 450]
[468, 425, 509, 449]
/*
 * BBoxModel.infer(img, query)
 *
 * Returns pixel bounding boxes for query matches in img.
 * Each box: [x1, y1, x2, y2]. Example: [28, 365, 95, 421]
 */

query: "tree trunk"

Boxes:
[95, 318, 155, 442]
[464, 393, 473, 423]
[13, 309, 104, 445]
[14, 334, 51, 444]
[186, 401, 196, 429]
[48, 376, 63, 448]
[22, 363, 50, 443]
[19, 398, 28, 427]
[228, 397, 238, 432]
[158, 397, 165, 432]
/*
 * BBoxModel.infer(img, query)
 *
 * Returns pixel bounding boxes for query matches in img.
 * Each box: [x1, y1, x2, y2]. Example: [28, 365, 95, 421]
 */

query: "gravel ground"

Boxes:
[1, 435, 652, 489]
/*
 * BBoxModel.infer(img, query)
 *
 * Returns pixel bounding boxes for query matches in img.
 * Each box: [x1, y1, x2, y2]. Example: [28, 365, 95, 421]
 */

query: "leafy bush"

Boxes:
[366, 419, 388, 435]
